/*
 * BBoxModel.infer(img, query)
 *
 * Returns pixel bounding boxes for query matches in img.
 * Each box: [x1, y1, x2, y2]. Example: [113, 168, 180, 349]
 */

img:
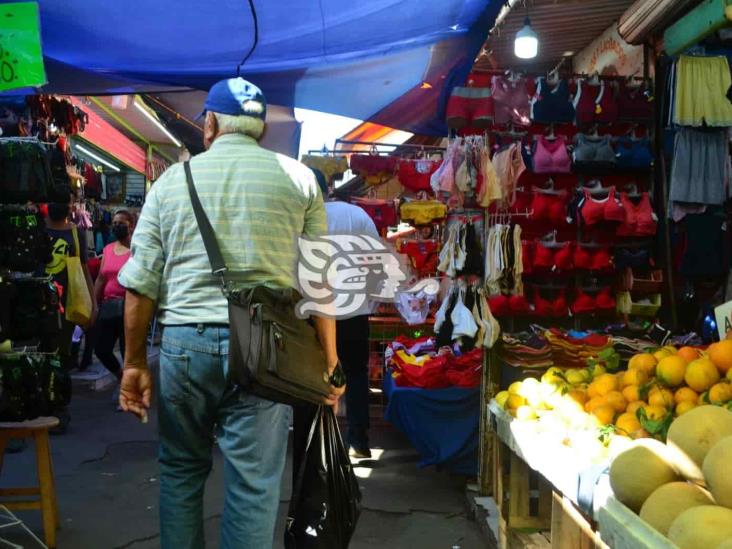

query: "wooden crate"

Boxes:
[492, 439, 552, 548]
[551, 492, 608, 549]
[598, 496, 675, 549]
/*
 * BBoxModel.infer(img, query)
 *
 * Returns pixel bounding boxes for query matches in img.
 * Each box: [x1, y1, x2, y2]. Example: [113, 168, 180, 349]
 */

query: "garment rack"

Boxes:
[335, 138, 446, 151]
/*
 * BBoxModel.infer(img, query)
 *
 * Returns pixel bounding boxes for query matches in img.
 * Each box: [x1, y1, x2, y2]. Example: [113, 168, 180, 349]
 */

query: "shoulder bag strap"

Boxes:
[183, 161, 228, 277]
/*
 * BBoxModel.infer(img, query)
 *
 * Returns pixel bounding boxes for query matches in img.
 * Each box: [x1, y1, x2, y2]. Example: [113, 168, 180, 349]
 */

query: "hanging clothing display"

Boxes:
[673, 55, 732, 127]
[446, 87, 494, 128]
[484, 223, 523, 297]
[397, 159, 441, 193]
[668, 128, 730, 208]
[574, 79, 618, 125]
[491, 75, 530, 126]
[530, 77, 575, 124]
[492, 143, 526, 206]
[531, 136, 571, 174]
[301, 155, 349, 181]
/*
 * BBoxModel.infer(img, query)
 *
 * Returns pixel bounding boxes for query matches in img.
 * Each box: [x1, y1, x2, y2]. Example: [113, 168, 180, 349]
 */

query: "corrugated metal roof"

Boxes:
[475, 0, 638, 73]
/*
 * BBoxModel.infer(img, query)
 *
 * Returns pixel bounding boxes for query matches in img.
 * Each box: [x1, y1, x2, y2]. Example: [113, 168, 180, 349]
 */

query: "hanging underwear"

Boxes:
[532, 136, 572, 174]
[574, 246, 613, 272]
[399, 240, 440, 275]
[615, 138, 654, 170]
[301, 155, 349, 181]
[571, 288, 616, 315]
[616, 192, 657, 237]
[617, 81, 654, 121]
[491, 76, 531, 126]
[396, 290, 435, 325]
[580, 187, 625, 226]
[398, 160, 440, 193]
[574, 80, 618, 125]
[350, 155, 398, 186]
[352, 197, 397, 232]
[530, 191, 568, 226]
[531, 77, 576, 124]
[533, 288, 568, 317]
[446, 87, 494, 128]
[399, 200, 447, 226]
[573, 134, 617, 171]
[533, 241, 574, 271]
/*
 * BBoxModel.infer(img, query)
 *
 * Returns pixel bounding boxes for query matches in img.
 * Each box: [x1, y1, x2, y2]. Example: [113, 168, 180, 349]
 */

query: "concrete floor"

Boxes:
[0, 357, 484, 549]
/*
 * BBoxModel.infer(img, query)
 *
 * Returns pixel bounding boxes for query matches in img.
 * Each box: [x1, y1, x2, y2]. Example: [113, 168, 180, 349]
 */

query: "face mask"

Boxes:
[112, 224, 129, 240]
[47, 203, 70, 221]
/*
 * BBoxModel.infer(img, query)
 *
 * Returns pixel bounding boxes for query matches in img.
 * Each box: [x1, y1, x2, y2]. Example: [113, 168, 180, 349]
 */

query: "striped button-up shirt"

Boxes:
[118, 133, 326, 325]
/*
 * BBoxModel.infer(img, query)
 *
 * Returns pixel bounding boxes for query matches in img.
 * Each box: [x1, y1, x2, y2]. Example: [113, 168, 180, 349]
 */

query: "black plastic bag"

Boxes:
[285, 405, 362, 548]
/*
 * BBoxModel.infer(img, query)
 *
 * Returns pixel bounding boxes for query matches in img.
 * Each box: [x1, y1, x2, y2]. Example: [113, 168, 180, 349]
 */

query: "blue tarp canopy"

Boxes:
[3, 0, 501, 135]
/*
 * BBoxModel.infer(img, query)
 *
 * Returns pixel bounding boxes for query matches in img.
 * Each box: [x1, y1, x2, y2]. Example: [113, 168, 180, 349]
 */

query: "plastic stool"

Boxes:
[0, 417, 60, 548]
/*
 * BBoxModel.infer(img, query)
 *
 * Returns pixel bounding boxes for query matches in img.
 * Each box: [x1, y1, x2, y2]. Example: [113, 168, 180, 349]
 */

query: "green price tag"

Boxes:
[0, 2, 47, 92]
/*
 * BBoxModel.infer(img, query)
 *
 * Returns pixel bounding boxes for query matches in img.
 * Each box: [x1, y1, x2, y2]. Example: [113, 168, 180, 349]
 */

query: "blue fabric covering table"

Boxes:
[383, 374, 479, 475]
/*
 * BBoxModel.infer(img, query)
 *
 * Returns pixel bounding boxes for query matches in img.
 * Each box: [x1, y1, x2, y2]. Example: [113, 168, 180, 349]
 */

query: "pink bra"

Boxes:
[491, 76, 530, 126]
[532, 136, 571, 174]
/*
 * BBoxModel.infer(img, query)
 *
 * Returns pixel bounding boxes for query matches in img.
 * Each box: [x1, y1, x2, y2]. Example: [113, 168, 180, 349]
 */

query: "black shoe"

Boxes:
[349, 446, 372, 459]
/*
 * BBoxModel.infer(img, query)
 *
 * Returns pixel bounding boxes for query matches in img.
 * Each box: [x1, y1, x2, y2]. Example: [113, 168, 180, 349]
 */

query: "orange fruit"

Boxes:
[615, 412, 642, 435]
[622, 385, 641, 403]
[728, 368, 732, 382]
[653, 348, 674, 362]
[708, 340, 732, 374]
[656, 356, 688, 387]
[591, 404, 615, 426]
[643, 404, 668, 421]
[685, 358, 721, 392]
[649, 388, 675, 409]
[629, 353, 658, 376]
[621, 368, 648, 388]
[674, 387, 699, 405]
[631, 428, 651, 439]
[627, 400, 646, 415]
[677, 346, 700, 363]
[594, 373, 619, 396]
[708, 381, 732, 404]
[676, 401, 696, 416]
[605, 391, 628, 413]
[585, 396, 608, 413]
[567, 388, 588, 406]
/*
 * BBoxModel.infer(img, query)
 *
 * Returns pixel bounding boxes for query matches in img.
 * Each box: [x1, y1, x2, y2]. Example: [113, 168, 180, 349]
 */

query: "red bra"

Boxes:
[574, 246, 613, 272]
[522, 240, 535, 275]
[532, 136, 571, 174]
[533, 241, 574, 271]
[488, 294, 531, 317]
[534, 288, 568, 317]
[571, 288, 616, 315]
[616, 192, 657, 237]
[580, 187, 625, 226]
[400, 240, 439, 275]
[530, 191, 567, 226]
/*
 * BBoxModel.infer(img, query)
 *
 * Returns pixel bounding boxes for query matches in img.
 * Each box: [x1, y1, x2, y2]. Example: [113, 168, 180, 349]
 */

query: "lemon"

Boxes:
[508, 381, 523, 395]
[495, 390, 509, 408]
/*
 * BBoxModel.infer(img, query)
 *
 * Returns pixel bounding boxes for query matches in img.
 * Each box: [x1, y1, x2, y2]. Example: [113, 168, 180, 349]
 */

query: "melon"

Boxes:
[639, 482, 714, 535]
[609, 439, 679, 512]
[666, 405, 732, 483]
[703, 435, 732, 508]
[716, 539, 732, 549]
[668, 505, 732, 549]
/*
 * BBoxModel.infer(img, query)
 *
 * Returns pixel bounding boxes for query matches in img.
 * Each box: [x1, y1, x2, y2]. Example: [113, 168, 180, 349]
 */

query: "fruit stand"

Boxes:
[483, 339, 732, 549]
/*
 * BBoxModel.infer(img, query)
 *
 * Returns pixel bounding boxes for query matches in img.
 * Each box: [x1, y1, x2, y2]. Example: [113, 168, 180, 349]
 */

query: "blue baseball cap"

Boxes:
[198, 77, 267, 120]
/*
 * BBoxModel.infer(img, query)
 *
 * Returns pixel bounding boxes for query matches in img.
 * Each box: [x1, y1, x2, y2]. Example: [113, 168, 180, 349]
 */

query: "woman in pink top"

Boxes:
[93, 210, 134, 382]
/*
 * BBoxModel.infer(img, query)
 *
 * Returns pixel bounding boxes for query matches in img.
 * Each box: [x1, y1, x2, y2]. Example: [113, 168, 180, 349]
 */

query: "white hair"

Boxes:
[212, 112, 265, 139]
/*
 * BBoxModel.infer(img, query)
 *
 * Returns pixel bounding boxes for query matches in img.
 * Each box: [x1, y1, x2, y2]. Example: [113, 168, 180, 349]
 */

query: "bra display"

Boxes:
[616, 192, 657, 237]
[574, 80, 618, 125]
[571, 287, 616, 315]
[400, 240, 440, 275]
[533, 288, 568, 317]
[573, 134, 617, 170]
[615, 138, 654, 170]
[574, 246, 613, 272]
[488, 294, 531, 316]
[532, 136, 571, 174]
[533, 240, 574, 271]
[617, 81, 654, 121]
[351, 197, 397, 232]
[530, 191, 568, 226]
[491, 75, 530, 126]
[531, 77, 576, 124]
[580, 187, 625, 225]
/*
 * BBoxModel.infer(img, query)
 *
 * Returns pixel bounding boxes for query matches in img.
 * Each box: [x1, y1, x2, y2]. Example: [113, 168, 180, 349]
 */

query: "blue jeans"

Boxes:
[158, 325, 290, 549]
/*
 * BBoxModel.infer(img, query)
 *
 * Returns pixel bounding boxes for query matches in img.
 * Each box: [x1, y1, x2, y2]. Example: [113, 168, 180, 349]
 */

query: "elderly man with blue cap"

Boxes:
[117, 78, 343, 549]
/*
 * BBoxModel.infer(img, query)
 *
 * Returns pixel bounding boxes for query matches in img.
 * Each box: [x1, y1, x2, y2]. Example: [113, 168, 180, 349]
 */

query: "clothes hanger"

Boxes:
[582, 179, 608, 195]
[588, 123, 600, 137]
[588, 71, 601, 86]
[533, 178, 563, 196]
[538, 230, 566, 248]
[577, 238, 603, 249]
[546, 123, 556, 140]
[622, 183, 641, 198]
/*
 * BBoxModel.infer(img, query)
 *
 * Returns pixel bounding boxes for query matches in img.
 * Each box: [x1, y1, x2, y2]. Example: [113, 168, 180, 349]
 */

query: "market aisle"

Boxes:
[0, 359, 484, 549]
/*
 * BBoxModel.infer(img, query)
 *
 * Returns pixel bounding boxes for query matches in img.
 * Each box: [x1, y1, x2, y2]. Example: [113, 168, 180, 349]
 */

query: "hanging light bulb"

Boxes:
[514, 16, 538, 59]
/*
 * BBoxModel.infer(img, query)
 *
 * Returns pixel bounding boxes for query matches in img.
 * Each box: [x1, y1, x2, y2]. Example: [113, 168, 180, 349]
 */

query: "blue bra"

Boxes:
[615, 138, 653, 170]
[531, 77, 575, 124]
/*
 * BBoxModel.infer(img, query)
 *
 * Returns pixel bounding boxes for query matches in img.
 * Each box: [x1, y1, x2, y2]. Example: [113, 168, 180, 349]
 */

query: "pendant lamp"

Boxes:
[514, 16, 538, 59]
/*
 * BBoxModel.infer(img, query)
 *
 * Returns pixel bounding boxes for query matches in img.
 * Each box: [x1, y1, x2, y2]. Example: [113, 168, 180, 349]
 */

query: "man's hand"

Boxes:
[323, 383, 346, 407]
[119, 366, 153, 421]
